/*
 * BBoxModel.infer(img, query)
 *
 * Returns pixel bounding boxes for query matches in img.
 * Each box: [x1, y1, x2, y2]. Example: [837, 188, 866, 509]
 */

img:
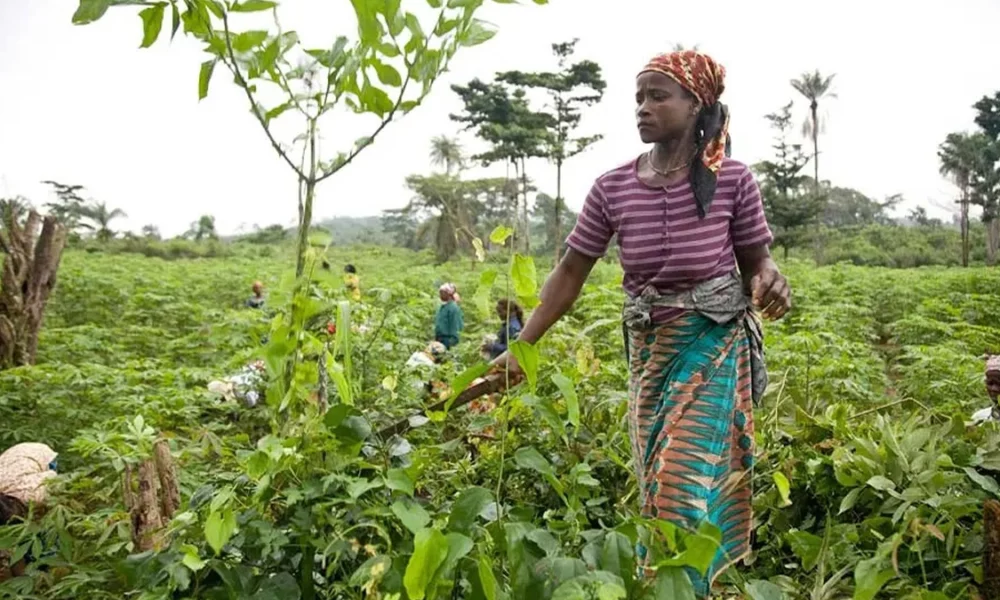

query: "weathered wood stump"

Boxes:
[0, 204, 67, 370]
[122, 440, 180, 552]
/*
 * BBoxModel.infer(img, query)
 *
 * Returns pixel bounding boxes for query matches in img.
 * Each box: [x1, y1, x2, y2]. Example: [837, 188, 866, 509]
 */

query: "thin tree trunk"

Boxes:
[0, 209, 67, 369]
[295, 120, 318, 277]
[554, 159, 563, 263]
[811, 101, 820, 194]
[961, 189, 971, 268]
[520, 157, 530, 254]
[987, 218, 999, 266]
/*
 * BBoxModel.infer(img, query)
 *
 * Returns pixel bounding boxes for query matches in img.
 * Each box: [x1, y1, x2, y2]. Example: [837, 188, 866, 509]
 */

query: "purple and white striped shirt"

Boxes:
[566, 156, 773, 324]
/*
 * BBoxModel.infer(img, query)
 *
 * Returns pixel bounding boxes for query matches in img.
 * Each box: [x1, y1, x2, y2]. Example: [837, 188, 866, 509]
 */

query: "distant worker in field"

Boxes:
[435, 283, 464, 350]
[489, 50, 791, 597]
[0, 442, 58, 581]
[482, 299, 524, 360]
[344, 264, 361, 301]
[246, 281, 266, 309]
[971, 355, 1000, 424]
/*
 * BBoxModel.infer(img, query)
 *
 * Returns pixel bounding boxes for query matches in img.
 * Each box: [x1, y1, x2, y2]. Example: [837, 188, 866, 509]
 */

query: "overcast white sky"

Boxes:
[2, 0, 999, 237]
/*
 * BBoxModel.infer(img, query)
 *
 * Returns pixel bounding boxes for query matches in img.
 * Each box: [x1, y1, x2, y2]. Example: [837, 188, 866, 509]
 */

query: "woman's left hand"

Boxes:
[750, 265, 791, 320]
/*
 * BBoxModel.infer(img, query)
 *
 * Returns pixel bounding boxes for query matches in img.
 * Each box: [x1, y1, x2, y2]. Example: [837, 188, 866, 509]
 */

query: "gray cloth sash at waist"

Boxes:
[621, 271, 768, 405]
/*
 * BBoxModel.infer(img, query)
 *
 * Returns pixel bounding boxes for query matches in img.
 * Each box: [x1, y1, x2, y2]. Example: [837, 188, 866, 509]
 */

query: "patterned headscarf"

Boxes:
[639, 50, 731, 217]
[0, 443, 58, 505]
[439, 283, 460, 302]
[988, 355, 1000, 374]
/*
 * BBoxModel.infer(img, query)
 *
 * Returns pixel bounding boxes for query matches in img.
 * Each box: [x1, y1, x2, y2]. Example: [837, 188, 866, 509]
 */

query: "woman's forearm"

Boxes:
[518, 250, 597, 345]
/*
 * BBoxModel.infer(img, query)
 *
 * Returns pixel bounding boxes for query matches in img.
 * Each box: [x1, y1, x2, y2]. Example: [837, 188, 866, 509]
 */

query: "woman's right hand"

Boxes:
[489, 350, 524, 384]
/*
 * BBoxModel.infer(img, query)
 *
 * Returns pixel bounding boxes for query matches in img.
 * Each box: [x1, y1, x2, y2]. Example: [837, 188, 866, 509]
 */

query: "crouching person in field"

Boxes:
[0, 443, 58, 581]
[207, 360, 267, 407]
[972, 355, 1000, 425]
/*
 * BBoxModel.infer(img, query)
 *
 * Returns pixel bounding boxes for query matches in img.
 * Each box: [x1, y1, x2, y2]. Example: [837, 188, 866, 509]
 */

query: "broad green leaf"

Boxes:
[181, 544, 207, 572]
[198, 60, 216, 100]
[965, 467, 1000, 494]
[509, 340, 539, 390]
[139, 5, 164, 48]
[72, 0, 110, 25]
[551, 372, 579, 428]
[459, 19, 498, 47]
[372, 60, 402, 87]
[359, 81, 395, 117]
[265, 102, 291, 124]
[678, 522, 722, 576]
[231, 0, 278, 12]
[785, 530, 823, 571]
[744, 580, 785, 600]
[599, 531, 634, 591]
[552, 572, 627, 600]
[474, 268, 498, 318]
[233, 30, 268, 52]
[426, 0, 442, 7]
[510, 253, 537, 296]
[773, 472, 792, 507]
[170, 3, 180, 39]
[386, 468, 415, 496]
[392, 498, 430, 534]
[839, 487, 862, 514]
[865, 475, 896, 492]
[490, 225, 514, 245]
[204, 509, 236, 555]
[514, 446, 555, 477]
[435, 533, 474, 580]
[448, 486, 493, 534]
[646, 567, 696, 600]
[477, 554, 498, 600]
[347, 478, 383, 499]
[853, 557, 895, 600]
[404, 528, 449, 600]
[445, 362, 490, 410]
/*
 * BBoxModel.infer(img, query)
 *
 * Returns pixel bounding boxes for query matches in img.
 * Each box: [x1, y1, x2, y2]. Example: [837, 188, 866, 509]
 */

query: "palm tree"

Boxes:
[82, 201, 127, 242]
[429, 136, 464, 176]
[938, 132, 979, 266]
[791, 71, 836, 193]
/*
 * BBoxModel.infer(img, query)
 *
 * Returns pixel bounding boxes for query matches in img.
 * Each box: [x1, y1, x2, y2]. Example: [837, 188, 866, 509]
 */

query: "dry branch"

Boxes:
[378, 374, 506, 440]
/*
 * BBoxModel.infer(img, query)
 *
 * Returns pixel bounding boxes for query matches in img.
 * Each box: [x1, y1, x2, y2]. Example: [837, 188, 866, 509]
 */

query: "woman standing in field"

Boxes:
[492, 50, 791, 595]
[435, 283, 464, 350]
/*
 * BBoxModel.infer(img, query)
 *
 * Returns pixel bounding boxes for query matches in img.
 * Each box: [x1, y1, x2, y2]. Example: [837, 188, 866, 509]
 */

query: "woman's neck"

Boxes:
[651, 135, 697, 170]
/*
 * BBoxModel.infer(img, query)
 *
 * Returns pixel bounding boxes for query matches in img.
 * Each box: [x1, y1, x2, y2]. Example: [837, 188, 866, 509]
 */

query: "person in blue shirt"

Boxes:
[434, 283, 464, 350]
[483, 299, 523, 360]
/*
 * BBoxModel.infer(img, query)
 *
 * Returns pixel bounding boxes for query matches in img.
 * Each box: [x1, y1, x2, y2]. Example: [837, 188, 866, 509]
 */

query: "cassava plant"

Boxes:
[72, 0, 546, 276]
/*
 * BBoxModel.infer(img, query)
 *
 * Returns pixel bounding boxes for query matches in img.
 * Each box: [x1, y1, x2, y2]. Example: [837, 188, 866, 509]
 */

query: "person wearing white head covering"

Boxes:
[0, 443, 57, 506]
[435, 283, 464, 350]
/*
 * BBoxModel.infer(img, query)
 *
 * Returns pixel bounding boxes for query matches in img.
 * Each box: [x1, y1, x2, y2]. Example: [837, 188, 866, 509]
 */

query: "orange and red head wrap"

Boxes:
[639, 50, 731, 216]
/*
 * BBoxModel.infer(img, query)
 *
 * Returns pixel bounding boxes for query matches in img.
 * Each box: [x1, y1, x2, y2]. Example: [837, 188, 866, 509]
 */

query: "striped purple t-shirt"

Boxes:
[566, 156, 773, 324]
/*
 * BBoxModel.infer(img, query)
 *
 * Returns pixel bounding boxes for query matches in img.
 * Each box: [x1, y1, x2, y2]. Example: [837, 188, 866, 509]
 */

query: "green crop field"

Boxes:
[2, 245, 999, 599]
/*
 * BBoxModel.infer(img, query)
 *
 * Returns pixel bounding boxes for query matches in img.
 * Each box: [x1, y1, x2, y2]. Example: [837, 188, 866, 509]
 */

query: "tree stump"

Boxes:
[122, 440, 180, 552]
[0, 205, 67, 370]
[984, 499, 1000, 599]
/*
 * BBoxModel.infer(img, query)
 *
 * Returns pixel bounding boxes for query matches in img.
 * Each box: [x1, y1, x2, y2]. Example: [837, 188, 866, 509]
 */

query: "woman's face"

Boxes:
[635, 71, 699, 144]
[988, 371, 1000, 400]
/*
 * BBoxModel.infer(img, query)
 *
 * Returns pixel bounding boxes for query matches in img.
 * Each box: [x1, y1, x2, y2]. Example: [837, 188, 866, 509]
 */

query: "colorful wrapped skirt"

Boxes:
[627, 312, 755, 597]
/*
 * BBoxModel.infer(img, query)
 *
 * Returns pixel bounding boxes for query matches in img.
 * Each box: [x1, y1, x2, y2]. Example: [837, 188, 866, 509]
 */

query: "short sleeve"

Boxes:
[731, 168, 774, 249]
[565, 180, 614, 258]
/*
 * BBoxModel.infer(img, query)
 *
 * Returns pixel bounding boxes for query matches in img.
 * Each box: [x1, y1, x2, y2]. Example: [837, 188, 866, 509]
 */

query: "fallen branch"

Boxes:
[378, 374, 506, 440]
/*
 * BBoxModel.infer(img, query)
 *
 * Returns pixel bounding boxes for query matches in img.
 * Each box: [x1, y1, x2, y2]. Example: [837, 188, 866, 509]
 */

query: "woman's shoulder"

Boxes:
[720, 157, 754, 181]
[593, 156, 642, 191]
